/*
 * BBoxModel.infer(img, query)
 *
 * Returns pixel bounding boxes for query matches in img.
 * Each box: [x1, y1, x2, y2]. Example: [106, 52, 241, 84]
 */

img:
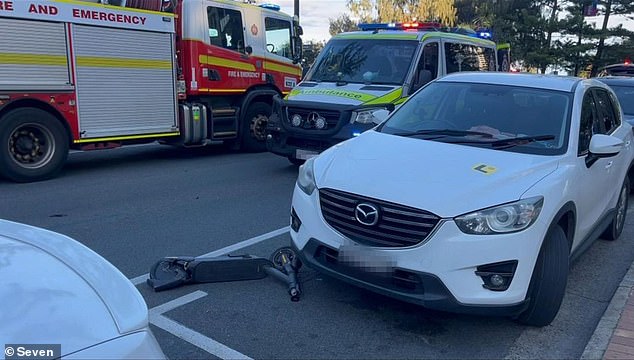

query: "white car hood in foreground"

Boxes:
[315, 131, 559, 217]
[0, 220, 148, 356]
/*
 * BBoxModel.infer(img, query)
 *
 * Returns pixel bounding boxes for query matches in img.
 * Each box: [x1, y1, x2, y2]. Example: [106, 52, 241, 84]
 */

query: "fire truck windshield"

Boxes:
[306, 39, 418, 85]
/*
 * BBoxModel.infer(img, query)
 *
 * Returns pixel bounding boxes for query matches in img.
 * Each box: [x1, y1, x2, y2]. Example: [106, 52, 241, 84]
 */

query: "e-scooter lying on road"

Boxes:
[147, 247, 302, 302]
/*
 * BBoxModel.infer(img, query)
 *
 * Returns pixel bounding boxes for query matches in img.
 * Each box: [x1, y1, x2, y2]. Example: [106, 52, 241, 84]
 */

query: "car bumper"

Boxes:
[290, 184, 543, 315]
[266, 123, 373, 159]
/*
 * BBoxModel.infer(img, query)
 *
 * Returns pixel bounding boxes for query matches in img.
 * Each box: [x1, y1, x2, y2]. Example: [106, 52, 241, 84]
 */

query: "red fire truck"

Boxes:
[0, 0, 303, 182]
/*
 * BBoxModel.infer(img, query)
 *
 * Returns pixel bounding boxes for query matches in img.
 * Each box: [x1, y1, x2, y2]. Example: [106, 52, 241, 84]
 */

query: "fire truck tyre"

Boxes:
[242, 102, 271, 152]
[516, 224, 569, 327]
[0, 108, 69, 183]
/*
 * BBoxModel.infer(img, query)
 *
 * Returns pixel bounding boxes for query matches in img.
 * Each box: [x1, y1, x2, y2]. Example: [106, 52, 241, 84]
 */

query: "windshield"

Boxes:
[379, 81, 572, 155]
[306, 39, 418, 85]
[610, 85, 634, 116]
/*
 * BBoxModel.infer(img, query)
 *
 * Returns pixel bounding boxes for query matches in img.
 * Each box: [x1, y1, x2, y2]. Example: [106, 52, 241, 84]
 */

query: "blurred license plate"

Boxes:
[338, 245, 394, 272]
[295, 149, 318, 160]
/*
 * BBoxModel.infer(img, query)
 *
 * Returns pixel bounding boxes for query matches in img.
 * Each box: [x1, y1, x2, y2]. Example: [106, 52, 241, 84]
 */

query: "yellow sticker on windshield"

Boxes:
[473, 164, 497, 175]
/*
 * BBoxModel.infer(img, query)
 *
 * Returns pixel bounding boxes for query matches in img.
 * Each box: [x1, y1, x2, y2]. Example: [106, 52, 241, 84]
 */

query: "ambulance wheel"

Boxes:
[241, 102, 271, 152]
[0, 107, 69, 182]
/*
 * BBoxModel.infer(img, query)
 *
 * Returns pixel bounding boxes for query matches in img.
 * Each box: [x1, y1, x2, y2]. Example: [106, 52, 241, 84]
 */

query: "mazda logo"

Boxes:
[355, 203, 379, 226]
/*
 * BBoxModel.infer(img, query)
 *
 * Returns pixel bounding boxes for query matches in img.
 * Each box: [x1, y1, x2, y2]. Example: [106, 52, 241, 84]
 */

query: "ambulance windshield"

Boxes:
[306, 39, 418, 85]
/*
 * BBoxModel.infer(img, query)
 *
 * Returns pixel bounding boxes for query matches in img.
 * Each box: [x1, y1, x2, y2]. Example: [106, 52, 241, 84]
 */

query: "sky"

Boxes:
[276, 0, 349, 42]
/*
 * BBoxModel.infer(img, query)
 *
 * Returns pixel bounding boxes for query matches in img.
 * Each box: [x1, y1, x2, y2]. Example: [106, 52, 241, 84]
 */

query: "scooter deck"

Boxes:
[147, 254, 272, 291]
[189, 255, 271, 283]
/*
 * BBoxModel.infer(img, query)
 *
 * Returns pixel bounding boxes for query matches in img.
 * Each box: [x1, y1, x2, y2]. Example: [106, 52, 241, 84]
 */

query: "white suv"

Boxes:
[289, 72, 634, 326]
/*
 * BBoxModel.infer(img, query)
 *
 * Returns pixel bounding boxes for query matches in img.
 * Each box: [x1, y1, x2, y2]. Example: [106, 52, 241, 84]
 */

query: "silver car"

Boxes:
[0, 219, 165, 359]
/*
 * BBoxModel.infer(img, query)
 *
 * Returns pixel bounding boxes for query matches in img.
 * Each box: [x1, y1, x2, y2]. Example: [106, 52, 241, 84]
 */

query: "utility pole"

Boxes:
[294, 0, 299, 20]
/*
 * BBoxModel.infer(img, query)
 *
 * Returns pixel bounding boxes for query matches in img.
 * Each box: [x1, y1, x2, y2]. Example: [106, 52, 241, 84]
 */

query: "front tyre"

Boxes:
[517, 225, 569, 327]
[0, 108, 69, 182]
[602, 176, 629, 241]
[241, 102, 271, 152]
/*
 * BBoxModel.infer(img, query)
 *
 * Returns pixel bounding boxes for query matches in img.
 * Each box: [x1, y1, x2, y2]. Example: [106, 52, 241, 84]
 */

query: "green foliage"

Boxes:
[329, 14, 358, 36]
[329, 0, 633, 74]
[345, 0, 457, 25]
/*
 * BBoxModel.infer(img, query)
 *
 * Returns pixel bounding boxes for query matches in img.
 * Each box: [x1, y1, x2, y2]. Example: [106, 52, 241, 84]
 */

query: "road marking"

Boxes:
[148, 290, 208, 315]
[130, 226, 290, 285]
[149, 291, 253, 360]
[198, 226, 290, 258]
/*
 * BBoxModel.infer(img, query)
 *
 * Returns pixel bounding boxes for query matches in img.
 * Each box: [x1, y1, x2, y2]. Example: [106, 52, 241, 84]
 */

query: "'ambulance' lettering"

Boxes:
[0, 1, 14, 11]
[29, 4, 58, 15]
[72, 8, 146, 25]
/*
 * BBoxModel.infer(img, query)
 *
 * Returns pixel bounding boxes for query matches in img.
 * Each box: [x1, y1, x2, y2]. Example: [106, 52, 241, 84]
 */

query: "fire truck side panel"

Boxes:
[72, 24, 178, 139]
[0, 18, 71, 90]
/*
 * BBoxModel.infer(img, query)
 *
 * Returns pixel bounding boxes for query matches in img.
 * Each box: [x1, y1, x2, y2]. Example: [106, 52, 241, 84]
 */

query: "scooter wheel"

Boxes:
[270, 247, 296, 273]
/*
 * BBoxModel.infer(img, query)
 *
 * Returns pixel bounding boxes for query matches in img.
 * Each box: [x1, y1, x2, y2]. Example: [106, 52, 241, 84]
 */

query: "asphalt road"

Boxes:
[1, 143, 633, 359]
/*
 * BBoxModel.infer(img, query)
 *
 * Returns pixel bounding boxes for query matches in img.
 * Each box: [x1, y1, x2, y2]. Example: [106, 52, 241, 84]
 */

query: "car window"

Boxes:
[593, 88, 620, 134]
[306, 39, 418, 85]
[609, 85, 634, 116]
[444, 43, 496, 74]
[379, 81, 571, 155]
[419, 42, 439, 79]
[265, 17, 292, 60]
[578, 91, 597, 156]
[207, 6, 245, 53]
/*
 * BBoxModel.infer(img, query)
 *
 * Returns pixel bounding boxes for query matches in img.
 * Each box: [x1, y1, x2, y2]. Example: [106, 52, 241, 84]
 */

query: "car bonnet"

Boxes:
[0, 220, 148, 348]
[314, 131, 559, 218]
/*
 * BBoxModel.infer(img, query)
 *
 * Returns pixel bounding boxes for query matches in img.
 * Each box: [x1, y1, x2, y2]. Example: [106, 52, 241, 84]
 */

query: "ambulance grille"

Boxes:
[319, 188, 441, 248]
[285, 108, 341, 130]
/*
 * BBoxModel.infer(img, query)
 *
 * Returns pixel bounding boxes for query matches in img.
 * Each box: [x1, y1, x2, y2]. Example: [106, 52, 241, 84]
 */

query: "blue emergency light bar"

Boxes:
[358, 22, 493, 40]
[258, 3, 281, 10]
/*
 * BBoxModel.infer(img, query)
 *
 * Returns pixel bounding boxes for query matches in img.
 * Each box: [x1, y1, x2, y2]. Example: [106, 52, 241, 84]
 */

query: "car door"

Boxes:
[571, 88, 616, 246]
[593, 87, 631, 198]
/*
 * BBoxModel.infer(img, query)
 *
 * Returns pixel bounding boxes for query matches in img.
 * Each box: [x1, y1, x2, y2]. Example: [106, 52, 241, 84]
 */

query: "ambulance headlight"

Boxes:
[351, 108, 390, 125]
[291, 114, 303, 127]
[314, 116, 327, 129]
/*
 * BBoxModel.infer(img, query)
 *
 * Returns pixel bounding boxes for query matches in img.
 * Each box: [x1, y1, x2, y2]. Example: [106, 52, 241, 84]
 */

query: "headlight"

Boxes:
[454, 197, 543, 235]
[297, 157, 316, 195]
[350, 108, 390, 124]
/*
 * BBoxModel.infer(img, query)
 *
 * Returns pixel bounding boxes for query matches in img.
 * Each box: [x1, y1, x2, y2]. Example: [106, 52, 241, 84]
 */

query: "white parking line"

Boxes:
[149, 291, 253, 360]
[130, 226, 290, 286]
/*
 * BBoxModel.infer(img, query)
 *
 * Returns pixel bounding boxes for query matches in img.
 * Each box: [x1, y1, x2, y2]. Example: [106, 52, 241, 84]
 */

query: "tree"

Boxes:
[590, 0, 634, 76]
[329, 14, 358, 36]
[347, 0, 457, 25]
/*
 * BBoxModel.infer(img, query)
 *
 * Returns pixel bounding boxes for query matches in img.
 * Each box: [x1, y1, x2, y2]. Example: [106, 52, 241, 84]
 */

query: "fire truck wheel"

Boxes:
[0, 108, 69, 182]
[242, 102, 271, 152]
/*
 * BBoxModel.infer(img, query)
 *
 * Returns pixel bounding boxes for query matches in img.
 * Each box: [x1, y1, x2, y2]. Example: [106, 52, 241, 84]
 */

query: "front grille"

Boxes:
[319, 188, 440, 247]
[286, 107, 341, 130]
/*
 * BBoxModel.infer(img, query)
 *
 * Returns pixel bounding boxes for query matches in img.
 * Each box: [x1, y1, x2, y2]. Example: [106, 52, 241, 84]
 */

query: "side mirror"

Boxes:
[589, 134, 624, 158]
[293, 37, 303, 64]
[245, 46, 253, 55]
[372, 109, 390, 124]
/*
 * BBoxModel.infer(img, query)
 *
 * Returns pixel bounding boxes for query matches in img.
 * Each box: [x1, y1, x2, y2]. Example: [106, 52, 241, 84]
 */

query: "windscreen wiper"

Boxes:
[489, 135, 555, 149]
[392, 129, 494, 139]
